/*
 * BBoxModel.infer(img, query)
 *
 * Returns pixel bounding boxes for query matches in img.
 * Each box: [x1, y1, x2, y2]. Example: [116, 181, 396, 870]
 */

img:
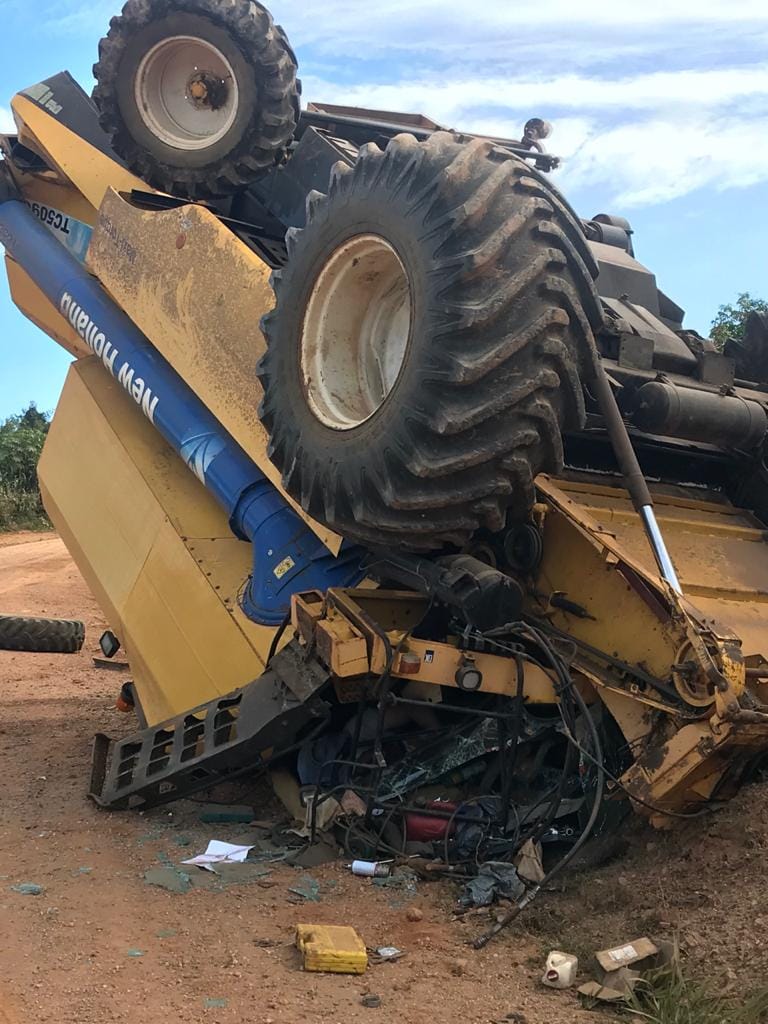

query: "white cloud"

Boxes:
[273, 0, 768, 48]
[423, 110, 768, 207]
[266, 0, 768, 76]
[272, 0, 768, 207]
[304, 66, 768, 122]
[561, 117, 768, 206]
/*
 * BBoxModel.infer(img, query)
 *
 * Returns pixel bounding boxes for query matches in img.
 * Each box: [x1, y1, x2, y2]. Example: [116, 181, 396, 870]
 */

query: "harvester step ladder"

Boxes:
[88, 643, 329, 809]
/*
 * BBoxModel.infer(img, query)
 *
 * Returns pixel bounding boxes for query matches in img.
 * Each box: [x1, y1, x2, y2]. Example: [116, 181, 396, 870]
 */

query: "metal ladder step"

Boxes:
[88, 643, 329, 809]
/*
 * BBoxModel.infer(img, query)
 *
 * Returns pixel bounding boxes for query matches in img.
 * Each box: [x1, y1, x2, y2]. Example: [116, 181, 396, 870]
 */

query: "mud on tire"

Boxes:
[0, 615, 85, 654]
[258, 132, 603, 550]
[93, 0, 300, 197]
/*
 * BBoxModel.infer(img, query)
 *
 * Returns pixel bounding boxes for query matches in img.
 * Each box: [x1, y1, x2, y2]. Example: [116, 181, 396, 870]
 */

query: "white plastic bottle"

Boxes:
[541, 950, 579, 989]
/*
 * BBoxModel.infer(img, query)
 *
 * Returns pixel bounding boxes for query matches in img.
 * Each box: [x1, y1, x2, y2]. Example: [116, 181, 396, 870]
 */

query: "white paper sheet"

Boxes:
[181, 839, 254, 867]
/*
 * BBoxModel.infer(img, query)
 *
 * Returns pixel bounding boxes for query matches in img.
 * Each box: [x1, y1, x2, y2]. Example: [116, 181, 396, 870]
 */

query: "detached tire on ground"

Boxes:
[93, 0, 300, 197]
[258, 132, 603, 550]
[0, 615, 85, 654]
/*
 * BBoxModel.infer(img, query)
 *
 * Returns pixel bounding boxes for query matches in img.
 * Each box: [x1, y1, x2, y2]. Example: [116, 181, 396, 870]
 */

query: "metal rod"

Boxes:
[639, 505, 682, 593]
[591, 363, 682, 594]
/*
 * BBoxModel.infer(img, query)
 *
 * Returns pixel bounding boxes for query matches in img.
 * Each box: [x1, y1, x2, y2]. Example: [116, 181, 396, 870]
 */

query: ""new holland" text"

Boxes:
[60, 292, 159, 423]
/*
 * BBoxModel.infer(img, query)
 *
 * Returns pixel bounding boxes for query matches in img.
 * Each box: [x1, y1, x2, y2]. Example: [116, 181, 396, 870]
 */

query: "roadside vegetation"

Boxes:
[711, 292, 768, 349]
[626, 956, 768, 1024]
[0, 403, 51, 532]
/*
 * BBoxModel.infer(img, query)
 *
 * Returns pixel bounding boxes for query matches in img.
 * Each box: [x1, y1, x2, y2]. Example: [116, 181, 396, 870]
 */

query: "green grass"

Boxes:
[0, 487, 51, 532]
[625, 954, 768, 1024]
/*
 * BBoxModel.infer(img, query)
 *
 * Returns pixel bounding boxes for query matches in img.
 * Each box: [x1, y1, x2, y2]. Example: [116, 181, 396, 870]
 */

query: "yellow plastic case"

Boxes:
[296, 924, 368, 974]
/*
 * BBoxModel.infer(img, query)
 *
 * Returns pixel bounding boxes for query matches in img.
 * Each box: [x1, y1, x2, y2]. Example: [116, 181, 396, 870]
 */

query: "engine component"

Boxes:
[92, 0, 300, 197]
[258, 132, 602, 550]
[632, 380, 767, 450]
[503, 523, 544, 573]
[582, 213, 634, 255]
[365, 553, 523, 631]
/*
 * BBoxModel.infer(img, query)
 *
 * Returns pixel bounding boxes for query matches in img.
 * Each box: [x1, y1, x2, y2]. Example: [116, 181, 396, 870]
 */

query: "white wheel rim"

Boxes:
[135, 35, 239, 151]
[301, 235, 412, 431]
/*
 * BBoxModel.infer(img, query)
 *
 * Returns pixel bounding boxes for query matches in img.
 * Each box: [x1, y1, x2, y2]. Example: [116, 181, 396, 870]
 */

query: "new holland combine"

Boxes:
[3, 0, 768, 941]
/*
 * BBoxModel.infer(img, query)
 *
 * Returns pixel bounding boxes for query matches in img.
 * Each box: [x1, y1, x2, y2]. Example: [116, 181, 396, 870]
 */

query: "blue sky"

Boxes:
[0, 0, 767, 419]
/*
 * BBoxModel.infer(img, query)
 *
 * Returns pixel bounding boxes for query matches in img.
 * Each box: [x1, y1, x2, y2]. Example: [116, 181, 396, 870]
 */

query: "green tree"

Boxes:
[711, 292, 768, 349]
[0, 403, 50, 492]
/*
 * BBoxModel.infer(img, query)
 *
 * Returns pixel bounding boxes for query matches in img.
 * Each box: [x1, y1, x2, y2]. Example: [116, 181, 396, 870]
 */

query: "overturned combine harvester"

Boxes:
[3, 0, 768, 940]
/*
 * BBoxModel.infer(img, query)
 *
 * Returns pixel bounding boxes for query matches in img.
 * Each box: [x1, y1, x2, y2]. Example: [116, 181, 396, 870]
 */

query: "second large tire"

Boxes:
[93, 0, 300, 197]
[0, 614, 85, 654]
[258, 132, 603, 550]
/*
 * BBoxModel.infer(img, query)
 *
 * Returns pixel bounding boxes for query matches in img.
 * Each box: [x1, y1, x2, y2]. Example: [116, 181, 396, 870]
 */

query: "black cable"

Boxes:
[498, 653, 524, 825]
[266, 609, 291, 665]
[518, 625, 580, 844]
[523, 621, 711, 821]
[474, 643, 606, 948]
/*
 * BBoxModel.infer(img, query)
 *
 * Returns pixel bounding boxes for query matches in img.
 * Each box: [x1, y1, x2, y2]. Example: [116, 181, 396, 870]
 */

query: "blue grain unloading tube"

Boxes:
[0, 197, 363, 623]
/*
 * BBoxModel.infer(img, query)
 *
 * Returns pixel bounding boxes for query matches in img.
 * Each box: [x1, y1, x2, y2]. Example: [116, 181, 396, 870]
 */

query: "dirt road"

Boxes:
[0, 535, 765, 1023]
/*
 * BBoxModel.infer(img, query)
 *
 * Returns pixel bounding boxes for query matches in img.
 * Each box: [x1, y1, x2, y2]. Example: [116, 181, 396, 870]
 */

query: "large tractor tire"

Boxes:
[93, 0, 300, 197]
[258, 132, 603, 550]
[0, 615, 85, 654]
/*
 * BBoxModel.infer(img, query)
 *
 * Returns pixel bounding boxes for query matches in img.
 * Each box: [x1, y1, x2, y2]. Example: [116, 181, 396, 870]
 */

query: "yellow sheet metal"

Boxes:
[5, 256, 88, 359]
[554, 475, 768, 661]
[38, 357, 278, 725]
[10, 93, 149, 210]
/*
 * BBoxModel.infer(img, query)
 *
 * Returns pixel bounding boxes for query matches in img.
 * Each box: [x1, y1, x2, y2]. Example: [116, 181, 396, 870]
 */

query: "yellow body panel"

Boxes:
[87, 188, 341, 554]
[3, 164, 98, 225]
[292, 589, 559, 702]
[553, 476, 768, 661]
[5, 256, 89, 358]
[10, 93, 149, 210]
[38, 357, 278, 725]
[532, 476, 693, 682]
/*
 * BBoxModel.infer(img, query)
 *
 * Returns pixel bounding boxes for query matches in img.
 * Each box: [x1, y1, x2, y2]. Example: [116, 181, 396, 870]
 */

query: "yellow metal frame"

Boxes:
[292, 589, 558, 702]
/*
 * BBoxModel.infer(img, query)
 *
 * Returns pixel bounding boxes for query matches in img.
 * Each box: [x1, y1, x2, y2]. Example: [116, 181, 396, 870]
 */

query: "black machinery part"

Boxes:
[89, 641, 329, 809]
[632, 380, 767, 450]
[365, 552, 524, 631]
[503, 523, 544, 573]
[582, 213, 634, 255]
